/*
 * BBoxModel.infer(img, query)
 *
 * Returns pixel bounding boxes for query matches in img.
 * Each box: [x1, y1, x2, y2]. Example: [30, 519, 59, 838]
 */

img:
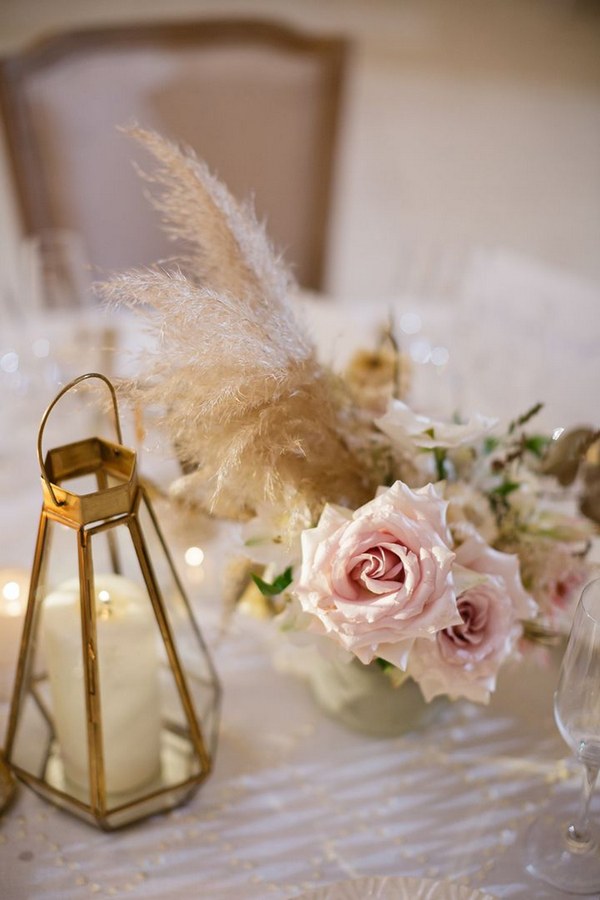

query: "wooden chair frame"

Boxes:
[0, 18, 349, 290]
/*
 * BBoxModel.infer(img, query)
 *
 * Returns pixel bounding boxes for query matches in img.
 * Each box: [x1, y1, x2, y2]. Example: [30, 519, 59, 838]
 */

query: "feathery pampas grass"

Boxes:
[99, 129, 376, 522]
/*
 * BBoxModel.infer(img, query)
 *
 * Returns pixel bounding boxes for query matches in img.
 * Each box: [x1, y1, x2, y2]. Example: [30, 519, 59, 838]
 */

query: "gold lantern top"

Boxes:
[5, 373, 221, 830]
[38, 373, 137, 525]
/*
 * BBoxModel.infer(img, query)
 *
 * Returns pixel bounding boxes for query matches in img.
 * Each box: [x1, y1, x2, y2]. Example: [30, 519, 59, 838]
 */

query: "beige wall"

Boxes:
[1, 0, 599, 301]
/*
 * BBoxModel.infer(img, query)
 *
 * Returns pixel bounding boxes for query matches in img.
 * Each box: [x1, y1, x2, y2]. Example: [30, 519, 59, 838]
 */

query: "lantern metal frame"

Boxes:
[4, 373, 221, 829]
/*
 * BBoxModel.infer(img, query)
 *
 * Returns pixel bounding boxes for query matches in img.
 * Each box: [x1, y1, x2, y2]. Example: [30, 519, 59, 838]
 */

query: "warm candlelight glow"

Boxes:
[184, 546, 205, 567]
[2, 581, 21, 602]
[0, 569, 30, 700]
[98, 588, 112, 620]
[2, 581, 25, 616]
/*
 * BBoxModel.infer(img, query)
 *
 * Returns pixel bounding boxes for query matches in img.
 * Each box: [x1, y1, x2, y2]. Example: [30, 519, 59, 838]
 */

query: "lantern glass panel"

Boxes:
[11, 515, 92, 806]
[87, 516, 214, 814]
[136, 492, 220, 758]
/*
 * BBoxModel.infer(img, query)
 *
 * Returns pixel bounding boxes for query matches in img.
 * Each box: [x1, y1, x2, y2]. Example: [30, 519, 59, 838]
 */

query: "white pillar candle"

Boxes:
[42, 574, 162, 797]
[0, 569, 29, 702]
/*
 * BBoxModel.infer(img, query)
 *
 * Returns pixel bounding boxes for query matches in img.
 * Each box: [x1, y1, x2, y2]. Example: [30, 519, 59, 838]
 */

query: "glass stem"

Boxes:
[567, 761, 599, 848]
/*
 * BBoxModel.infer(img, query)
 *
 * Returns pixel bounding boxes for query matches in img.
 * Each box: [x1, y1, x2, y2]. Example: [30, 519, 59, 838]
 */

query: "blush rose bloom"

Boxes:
[407, 535, 538, 703]
[295, 481, 460, 668]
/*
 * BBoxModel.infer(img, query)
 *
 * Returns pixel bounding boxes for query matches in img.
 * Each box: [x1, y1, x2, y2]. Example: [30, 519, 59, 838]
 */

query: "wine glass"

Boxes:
[526, 576, 600, 893]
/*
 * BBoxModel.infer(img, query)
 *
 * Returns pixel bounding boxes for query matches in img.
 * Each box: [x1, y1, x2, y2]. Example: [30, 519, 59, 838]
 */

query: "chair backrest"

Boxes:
[0, 19, 349, 290]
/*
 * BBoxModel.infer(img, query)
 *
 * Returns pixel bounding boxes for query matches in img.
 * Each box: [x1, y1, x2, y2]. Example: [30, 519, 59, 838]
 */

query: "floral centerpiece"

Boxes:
[103, 130, 598, 723]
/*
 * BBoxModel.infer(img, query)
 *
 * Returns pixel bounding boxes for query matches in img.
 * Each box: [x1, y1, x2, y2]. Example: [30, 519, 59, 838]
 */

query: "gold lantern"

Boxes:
[4, 373, 220, 829]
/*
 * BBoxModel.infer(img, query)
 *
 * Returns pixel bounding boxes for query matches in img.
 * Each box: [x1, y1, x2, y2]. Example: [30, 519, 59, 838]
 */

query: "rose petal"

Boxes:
[296, 481, 459, 669]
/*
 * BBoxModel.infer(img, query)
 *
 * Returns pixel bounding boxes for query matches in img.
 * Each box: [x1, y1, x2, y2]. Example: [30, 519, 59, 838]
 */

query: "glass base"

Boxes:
[525, 814, 600, 894]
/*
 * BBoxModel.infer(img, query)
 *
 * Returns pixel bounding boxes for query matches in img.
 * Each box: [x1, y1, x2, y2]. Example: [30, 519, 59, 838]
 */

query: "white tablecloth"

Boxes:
[1, 257, 599, 899]
[0, 615, 590, 900]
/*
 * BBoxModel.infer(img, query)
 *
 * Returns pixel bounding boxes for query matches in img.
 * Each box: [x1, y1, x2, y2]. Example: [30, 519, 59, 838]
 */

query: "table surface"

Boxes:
[0, 615, 590, 900]
[1, 258, 600, 900]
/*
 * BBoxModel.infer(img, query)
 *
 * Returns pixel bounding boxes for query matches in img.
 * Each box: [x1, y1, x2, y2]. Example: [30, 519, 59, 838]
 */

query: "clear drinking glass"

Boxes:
[526, 577, 600, 893]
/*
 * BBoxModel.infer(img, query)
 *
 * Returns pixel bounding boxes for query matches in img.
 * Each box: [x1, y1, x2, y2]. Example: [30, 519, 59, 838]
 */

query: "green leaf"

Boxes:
[491, 480, 520, 498]
[483, 436, 500, 454]
[524, 434, 550, 458]
[251, 566, 293, 597]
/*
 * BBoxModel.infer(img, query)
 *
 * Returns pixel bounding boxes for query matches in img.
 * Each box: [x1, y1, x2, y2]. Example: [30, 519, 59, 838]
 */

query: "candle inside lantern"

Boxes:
[0, 569, 29, 702]
[42, 574, 161, 797]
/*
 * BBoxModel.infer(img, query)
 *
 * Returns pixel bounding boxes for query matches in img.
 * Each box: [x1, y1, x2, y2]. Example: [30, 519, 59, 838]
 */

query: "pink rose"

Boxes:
[296, 481, 460, 668]
[454, 534, 537, 621]
[407, 535, 537, 703]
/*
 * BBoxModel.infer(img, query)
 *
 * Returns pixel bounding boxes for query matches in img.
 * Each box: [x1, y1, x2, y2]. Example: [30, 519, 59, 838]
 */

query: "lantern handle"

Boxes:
[37, 372, 124, 506]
